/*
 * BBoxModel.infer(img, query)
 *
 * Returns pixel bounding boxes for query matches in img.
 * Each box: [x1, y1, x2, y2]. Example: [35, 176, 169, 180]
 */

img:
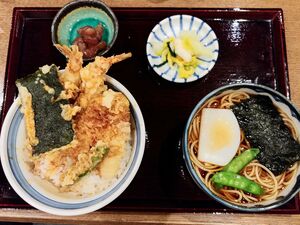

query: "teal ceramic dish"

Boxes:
[51, 0, 118, 60]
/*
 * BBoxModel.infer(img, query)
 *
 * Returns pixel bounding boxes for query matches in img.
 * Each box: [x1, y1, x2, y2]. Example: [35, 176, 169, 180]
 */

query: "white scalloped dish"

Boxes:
[146, 14, 219, 83]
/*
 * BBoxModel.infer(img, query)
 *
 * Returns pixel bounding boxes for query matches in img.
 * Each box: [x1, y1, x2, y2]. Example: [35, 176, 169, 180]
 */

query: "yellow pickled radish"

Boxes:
[179, 66, 195, 78]
[153, 31, 210, 79]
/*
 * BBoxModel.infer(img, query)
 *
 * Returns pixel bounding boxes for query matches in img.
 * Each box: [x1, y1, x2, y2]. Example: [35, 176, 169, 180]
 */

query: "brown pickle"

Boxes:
[72, 23, 107, 58]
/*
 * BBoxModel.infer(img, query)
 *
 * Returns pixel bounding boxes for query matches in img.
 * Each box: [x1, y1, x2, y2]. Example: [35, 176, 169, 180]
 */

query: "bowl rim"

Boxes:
[182, 83, 300, 212]
[51, 0, 119, 61]
[0, 75, 145, 216]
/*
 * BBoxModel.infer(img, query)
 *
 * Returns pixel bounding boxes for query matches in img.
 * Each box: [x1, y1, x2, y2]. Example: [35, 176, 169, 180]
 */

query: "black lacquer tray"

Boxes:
[1, 7, 298, 213]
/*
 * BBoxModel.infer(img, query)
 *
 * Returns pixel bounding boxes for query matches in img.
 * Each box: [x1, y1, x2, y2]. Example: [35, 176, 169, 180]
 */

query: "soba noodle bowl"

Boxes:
[187, 91, 299, 205]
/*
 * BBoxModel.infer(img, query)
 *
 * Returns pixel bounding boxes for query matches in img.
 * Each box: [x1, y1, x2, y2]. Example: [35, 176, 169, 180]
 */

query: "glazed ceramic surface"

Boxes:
[146, 15, 219, 83]
[51, 0, 118, 60]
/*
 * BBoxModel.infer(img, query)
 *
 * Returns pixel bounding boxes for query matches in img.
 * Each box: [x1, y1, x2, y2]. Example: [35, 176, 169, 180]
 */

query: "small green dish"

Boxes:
[51, 0, 118, 60]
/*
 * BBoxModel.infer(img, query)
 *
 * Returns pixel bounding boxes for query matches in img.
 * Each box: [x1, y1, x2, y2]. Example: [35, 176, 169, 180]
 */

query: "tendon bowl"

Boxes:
[0, 75, 145, 216]
[182, 83, 300, 211]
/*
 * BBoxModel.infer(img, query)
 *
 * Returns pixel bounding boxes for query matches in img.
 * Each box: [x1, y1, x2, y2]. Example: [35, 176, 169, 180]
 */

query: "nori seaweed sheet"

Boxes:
[16, 65, 74, 155]
[231, 95, 300, 175]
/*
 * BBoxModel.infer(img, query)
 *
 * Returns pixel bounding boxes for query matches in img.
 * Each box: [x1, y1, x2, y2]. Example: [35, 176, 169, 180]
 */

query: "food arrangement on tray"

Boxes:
[1, 0, 299, 215]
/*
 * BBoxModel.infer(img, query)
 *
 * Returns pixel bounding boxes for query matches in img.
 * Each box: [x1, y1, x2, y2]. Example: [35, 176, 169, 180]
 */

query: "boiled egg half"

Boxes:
[198, 108, 240, 166]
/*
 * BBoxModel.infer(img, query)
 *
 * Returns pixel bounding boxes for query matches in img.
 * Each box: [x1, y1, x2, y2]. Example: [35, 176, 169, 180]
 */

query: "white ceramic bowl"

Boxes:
[0, 75, 145, 216]
[146, 14, 219, 83]
[182, 83, 300, 211]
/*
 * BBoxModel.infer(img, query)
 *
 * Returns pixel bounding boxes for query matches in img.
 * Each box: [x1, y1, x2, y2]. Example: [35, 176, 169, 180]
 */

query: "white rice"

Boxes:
[68, 141, 132, 197]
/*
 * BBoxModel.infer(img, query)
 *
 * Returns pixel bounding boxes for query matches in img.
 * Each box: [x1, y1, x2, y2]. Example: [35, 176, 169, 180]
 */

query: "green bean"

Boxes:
[214, 148, 260, 190]
[212, 171, 264, 195]
[223, 148, 260, 173]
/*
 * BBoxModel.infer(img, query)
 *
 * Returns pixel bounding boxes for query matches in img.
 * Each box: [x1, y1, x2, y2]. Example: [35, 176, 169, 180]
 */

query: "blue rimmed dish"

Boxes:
[146, 14, 219, 83]
[0, 75, 145, 216]
[182, 83, 300, 212]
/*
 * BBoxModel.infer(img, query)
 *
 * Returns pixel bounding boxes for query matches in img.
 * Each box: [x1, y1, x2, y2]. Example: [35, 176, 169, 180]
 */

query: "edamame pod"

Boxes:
[223, 148, 260, 173]
[212, 171, 264, 195]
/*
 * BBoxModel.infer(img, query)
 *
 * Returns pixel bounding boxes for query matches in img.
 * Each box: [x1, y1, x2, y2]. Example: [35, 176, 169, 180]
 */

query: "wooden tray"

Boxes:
[1, 7, 298, 213]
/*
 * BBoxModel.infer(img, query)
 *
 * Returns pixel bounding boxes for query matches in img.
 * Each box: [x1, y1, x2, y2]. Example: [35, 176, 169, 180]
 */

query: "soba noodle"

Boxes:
[188, 91, 299, 204]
